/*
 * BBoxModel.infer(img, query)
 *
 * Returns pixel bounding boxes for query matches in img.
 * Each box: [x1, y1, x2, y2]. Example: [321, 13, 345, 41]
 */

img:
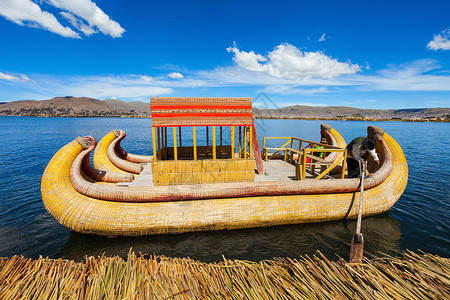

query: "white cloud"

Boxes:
[60, 11, 96, 36]
[0, 72, 31, 82]
[226, 43, 267, 72]
[351, 59, 450, 91]
[140, 75, 153, 82]
[168, 72, 184, 79]
[227, 43, 360, 80]
[318, 33, 326, 42]
[0, 0, 79, 38]
[57, 75, 173, 99]
[0, 0, 124, 38]
[427, 29, 450, 50]
[47, 0, 125, 37]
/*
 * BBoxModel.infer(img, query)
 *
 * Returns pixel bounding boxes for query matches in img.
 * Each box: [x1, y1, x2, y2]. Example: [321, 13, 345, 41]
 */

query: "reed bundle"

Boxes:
[0, 250, 448, 299]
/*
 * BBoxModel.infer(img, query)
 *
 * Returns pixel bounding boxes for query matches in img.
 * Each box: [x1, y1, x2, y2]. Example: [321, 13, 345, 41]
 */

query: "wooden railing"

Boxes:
[262, 137, 347, 180]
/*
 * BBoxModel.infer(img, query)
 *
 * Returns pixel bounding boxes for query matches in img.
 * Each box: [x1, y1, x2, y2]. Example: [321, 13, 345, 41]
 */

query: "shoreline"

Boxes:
[1, 115, 449, 122]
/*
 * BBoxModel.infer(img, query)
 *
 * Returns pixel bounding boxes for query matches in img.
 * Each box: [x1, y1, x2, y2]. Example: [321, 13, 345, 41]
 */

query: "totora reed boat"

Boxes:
[41, 97, 408, 236]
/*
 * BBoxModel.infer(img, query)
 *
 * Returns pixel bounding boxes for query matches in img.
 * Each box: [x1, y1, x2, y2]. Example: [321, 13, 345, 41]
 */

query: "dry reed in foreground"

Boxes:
[0, 250, 449, 299]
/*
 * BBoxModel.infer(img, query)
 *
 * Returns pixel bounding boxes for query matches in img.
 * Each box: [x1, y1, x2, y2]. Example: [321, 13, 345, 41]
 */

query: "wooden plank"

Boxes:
[239, 126, 242, 158]
[213, 126, 216, 160]
[173, 127, 178, 160]
[341, 150, 347, 179]
[268, 139, 291, 160]
[193, 126, 197, 160]
[243, 126, 247, 158]
[251, 119, 264, 174]
[315, 156, 344, 180]
[305, 154, 330, 164]
[152, 127, 157, 161]
[249, 125, 253, 158]
[231, 126, 235, 159]
[164, 127, 168, 159]
[157, 127, 161, 160]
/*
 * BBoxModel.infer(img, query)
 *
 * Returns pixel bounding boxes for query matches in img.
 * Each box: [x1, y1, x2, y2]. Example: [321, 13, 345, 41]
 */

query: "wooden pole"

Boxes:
[249, 125, 253, 158]
[220, 126, 223, 146]
[251, 119, 264, 174]
[193, 126, 197, 160]
[152, 127, 157, 161]
[302, 148, 307, 180]
[212, 126, 216, 160]
[243, 126, 247, 158]
[231, 126, 235, 159]
[341, 151, 347, 179]
[157, 127, 161, 160]
[239, 126, 242, 158]
[164, 127, 168, 159]
[350, 161, 365, 263]
[173, 127, 178, 161]
[179, 127, 182, 148]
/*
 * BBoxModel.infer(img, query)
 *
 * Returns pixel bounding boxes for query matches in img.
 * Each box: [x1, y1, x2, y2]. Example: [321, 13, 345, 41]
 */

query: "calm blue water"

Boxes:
[0, 116, 448, 261]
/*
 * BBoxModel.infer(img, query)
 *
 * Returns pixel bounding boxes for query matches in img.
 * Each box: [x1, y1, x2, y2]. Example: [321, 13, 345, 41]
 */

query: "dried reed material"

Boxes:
[114, 130, 152, 163]
[81, 136, 134, 183]
[93, 130, 134, 175]
[150, 97, 253, 127]
[151, 159, 255, 185]
[0, 251, 448, 299]
[107, 130, 143, 174]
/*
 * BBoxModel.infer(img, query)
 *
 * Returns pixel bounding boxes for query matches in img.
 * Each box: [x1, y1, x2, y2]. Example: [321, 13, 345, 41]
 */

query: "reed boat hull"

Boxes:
[41, 126, 408, 236]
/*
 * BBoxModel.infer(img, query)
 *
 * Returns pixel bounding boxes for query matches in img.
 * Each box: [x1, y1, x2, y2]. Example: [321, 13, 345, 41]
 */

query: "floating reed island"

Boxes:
[0, 251, 448, 299]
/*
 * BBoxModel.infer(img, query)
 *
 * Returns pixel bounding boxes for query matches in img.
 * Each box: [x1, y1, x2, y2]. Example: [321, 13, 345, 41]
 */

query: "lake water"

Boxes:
[0, 116, 448, 262]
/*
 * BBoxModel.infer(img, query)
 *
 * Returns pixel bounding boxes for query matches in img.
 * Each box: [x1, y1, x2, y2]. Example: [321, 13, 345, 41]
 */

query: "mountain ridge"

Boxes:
[0, 96, 448, 121]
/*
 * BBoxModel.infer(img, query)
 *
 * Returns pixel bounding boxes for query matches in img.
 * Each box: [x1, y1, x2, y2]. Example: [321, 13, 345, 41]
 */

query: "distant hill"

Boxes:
[103, 99, 150, 114]
[0, 96, 448, 121]
[0, 96, 150, 117]
[253, 105, 450, 121]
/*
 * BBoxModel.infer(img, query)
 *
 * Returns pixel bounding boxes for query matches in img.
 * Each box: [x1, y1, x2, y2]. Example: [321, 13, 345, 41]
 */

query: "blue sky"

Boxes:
[0, 0, 449, 109]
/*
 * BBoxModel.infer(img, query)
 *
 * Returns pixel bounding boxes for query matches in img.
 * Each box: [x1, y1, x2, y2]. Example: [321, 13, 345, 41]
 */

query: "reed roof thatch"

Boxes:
[0, 250, 448, 299]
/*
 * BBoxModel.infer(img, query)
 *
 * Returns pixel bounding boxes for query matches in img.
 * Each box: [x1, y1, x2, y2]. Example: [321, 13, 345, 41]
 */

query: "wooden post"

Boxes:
[179, 127, 182, 148]
[220, 126, 223, 146]
[173, 127, 178, 160]
[342, 150, 347, 179]
[212, 126, 216, 160]
[243, 126, 247, 158]
[231, 126, 235, 159]
[263, 137, 266, 161]
[239, 126, 242, 158]
[152, 127, 157, 161]
[157, 127, 161, 160]
[350, 162, 366, 263]
[193, 126, 197, 160]
[249, 125, 253, 158]
[301, 148, 307, 180]
[164, 127, 168, 160]
[251, 124, 264, 171]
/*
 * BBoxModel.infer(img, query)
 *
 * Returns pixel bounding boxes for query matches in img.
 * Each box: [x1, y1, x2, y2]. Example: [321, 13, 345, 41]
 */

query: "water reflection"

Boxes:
[58, 213, 401, 262]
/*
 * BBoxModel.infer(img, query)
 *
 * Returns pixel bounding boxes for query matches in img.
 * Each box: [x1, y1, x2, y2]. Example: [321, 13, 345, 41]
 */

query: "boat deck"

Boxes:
[125, 159, 336, 187]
